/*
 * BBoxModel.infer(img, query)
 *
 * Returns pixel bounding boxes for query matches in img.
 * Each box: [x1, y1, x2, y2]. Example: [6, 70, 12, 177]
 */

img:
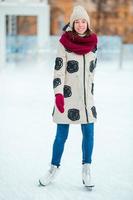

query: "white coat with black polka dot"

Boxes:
[52, 43, 97, 124]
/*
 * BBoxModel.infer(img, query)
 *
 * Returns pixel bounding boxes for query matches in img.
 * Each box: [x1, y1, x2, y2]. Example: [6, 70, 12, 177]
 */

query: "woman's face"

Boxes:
[74, 19, 88, 34]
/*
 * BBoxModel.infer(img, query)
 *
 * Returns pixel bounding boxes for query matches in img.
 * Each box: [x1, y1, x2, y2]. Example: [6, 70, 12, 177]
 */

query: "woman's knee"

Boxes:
[55, 124, 69, 142]
[55, 134, 67, 145]
[81, 123, 94, 138]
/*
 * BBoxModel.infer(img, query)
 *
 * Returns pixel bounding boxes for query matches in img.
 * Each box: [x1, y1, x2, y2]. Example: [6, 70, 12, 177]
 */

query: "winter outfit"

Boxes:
[39, 5, 98, 188]
[52, 7, 97, 124]
[52, 32, 97, 124]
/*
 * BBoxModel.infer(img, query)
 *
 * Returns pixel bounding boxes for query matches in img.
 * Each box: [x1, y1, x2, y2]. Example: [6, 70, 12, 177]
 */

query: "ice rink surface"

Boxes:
[0, 48, 133, 200]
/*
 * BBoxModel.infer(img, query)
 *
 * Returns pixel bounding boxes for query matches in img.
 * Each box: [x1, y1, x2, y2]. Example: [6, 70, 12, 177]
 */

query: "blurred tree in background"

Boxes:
[5, 0, 133, 43]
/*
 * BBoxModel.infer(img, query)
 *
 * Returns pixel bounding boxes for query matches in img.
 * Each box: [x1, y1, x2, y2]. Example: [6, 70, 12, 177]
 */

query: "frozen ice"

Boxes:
[0, 36, 133, 200]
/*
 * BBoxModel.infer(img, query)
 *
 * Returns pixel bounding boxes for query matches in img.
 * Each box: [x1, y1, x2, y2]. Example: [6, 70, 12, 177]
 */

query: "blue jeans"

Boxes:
[51, 123, 94, 167]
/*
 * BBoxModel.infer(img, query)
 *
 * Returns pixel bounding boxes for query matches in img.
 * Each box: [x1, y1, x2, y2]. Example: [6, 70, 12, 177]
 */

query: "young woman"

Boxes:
[39, 5, 98, 188]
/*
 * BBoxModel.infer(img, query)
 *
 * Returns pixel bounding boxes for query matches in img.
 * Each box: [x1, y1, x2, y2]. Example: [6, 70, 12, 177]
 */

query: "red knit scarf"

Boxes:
[59, 31, 98, 55]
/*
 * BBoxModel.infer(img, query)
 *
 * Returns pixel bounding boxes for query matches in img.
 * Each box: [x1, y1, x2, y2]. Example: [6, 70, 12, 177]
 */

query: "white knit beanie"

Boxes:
[70, 5, 90, 29]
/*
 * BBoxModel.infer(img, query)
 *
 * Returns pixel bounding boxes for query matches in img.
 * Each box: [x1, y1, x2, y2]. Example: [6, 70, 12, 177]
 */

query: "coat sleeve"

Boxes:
[53, 43, 67, 95]
[89, 46, 97, 80]
[88, 51, 97, 99]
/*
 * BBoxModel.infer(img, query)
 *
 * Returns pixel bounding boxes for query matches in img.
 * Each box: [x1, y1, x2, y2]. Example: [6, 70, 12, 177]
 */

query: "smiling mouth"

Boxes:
[78, 30, 85, 32]
[78, 28, 85, 31]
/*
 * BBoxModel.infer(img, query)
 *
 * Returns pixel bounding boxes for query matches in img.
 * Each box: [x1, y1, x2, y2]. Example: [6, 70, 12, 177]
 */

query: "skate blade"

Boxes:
[85, 186, 94, 191]
[38, 180, 46, 187]
[85, 185, 95, 188]
[83, 180, 95, 190]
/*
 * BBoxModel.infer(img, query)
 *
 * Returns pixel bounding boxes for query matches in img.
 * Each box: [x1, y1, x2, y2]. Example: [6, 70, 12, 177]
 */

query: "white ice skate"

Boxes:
[39, 165, 60, 186]
[82, 164, 94, 190]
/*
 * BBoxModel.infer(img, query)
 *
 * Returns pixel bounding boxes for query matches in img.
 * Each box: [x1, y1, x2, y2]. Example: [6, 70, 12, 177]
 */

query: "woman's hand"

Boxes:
[55, 94, 64, 113]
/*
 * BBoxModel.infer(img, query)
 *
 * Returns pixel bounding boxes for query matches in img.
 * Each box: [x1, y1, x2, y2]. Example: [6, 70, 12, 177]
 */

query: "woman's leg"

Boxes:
[51, 124, 69, 167]
[81, 123, 94, 164]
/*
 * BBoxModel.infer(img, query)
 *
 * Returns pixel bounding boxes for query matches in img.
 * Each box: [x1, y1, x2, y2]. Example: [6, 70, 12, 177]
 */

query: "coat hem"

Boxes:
[52, 118, 97, 124]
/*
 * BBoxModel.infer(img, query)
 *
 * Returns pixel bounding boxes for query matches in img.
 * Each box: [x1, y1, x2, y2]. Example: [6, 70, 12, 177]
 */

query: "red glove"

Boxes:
[55, 93, 64, 113]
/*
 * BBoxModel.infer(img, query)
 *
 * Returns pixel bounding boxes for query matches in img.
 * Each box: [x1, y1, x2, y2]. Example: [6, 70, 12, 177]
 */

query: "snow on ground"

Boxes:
[0, 55, 133, 200]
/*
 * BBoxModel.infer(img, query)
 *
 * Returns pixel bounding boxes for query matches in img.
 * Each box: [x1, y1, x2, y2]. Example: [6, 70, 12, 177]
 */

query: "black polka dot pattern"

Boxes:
[68, 109, 80, 121]
[89, 58, 97, 73]
[91, 83, 94, 95]
[55, 57, 63, 70]
[64, 85, 72, 98]
[53, 78, 61, 88]
[67, 60, 79, 73]
[91, 106, 97, 118]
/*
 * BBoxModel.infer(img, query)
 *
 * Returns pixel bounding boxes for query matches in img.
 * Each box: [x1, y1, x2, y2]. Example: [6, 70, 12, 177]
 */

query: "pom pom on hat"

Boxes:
[70, 5, 90, 29]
